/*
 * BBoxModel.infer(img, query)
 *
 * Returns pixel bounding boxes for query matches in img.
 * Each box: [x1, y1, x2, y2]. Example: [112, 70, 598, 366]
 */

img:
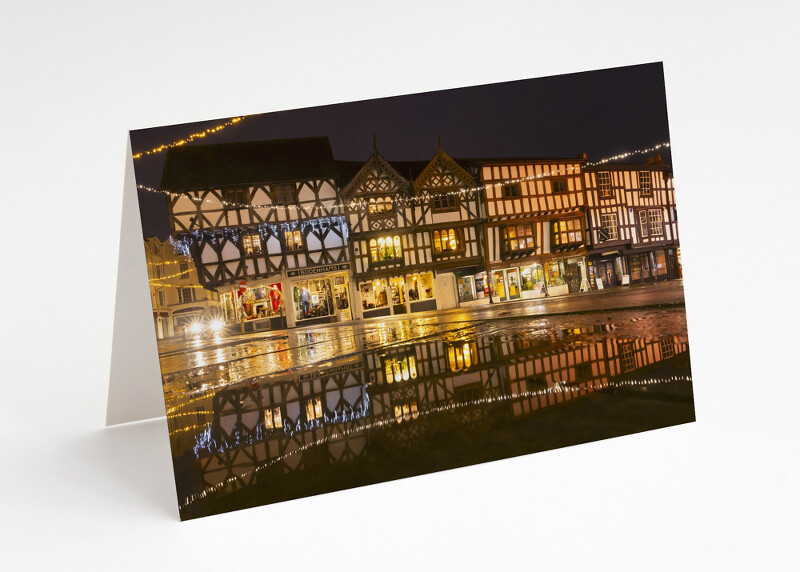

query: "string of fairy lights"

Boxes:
[132, 116, 245, 159]
[178, 372, 691, 510]
[136, 142, 671, 212]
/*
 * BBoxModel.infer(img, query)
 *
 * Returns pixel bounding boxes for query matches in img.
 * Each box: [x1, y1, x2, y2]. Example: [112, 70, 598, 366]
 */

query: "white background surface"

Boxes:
[1, 1, 798, 569]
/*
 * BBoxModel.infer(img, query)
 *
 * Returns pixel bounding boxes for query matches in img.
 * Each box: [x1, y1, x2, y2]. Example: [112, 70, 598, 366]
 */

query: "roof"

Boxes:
[160, 137, 338, 190]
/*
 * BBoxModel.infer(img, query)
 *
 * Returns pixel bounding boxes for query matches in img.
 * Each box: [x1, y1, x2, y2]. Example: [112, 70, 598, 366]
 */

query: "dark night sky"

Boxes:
[131, 62, 672, 240]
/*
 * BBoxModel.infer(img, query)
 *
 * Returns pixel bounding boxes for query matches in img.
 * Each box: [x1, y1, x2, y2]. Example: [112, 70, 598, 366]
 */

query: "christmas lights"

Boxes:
[138, 142, 671, 212]
[132, 116, 245, 159]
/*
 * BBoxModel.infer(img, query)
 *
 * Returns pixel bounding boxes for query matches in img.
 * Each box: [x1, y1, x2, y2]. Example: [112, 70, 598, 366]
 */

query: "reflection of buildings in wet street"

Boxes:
[144, 236, 222, 339]
[176, 326, 690, 515]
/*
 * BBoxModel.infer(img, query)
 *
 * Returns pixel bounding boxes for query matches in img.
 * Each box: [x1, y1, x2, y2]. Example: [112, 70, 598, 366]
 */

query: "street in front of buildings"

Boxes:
[162, 281, 694, 519]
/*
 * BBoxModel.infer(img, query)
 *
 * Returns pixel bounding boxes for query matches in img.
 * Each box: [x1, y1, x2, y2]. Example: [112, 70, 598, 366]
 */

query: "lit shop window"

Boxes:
[305, 397, 323, 421]
[263, 407, 283, 429]
[284, 230, 304, 251]
[552, 219, 583, 246]
[368, 197, 394, 215]
[502, 225, 534, 251]
[242, 232, 262, 255]
[638, 171, 652, 196]
[597, 171, 612, 198]
[394, 402, 419, 423]
[447, 342, 478, 372]
[360, 280, 388, 309]
[369, 236, 402, 262]
[384, 354, 418, 384]
[433, 229, 460, 253]
[406, 273, 434, 301]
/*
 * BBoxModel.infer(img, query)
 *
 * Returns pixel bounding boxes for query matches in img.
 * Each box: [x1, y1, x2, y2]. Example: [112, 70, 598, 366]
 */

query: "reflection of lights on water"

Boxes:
[180, 374, 691, 510]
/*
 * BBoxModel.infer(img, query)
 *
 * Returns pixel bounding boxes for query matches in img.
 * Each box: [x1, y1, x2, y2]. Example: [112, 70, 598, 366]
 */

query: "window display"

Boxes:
[293, 278, 334, 319]
[545, 261, 565, 286]
[360, 280, 388, 309]
[457, 276, 475, 302]
[520, 265, 543, 291]
[407, 273, 434, 301]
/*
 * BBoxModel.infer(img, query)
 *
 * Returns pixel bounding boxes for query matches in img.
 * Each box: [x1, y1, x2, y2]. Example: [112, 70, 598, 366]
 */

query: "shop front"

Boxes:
[490, 263, 546, 302]
[543, 256, 587, 295]
[359, 271, 437, 319]
[288, 263, 353, 327]
[586, 252, 627, 290]
[455, 269, 490, 306]
[627, 248, 679, 283]
[221, 278, 286, 333]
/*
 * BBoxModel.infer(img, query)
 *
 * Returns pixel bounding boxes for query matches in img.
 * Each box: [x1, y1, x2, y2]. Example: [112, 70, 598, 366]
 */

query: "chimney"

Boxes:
[646, 154, 663, 165]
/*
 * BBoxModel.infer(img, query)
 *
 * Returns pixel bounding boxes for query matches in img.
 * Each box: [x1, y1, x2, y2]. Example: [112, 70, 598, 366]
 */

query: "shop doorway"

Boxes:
[564, 262, 582, 293]
[436, 273, 458, 310]
[595, 260, 615, 289]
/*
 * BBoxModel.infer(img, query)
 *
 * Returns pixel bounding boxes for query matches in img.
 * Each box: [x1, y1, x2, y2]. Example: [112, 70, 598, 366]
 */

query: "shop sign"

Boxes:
[288, 263, 350, 277]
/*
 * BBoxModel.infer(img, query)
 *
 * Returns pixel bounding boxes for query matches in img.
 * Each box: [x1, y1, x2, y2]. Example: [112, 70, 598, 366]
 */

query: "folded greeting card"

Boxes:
[112, 62, 694, 520]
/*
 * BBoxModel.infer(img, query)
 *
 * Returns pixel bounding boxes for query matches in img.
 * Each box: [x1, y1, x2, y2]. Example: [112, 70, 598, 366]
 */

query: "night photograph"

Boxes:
[130, 62, 694, 520]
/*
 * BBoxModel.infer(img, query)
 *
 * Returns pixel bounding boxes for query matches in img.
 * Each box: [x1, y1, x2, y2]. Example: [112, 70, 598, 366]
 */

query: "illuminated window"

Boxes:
[502, 224, 535, 252]
[264, 407, 283, 429]
[433, 229, 461, 253]
[305, 397, 323, 421]
[394, 402, 418, 423]
[551, 179, 567, 193]
[284, 230, 304, 251]
[242, 232, 262, 255]
[597, 172, 612, 198]
[447, 342, 478, 372]
[638, 171, 652, 196]
[369, 235, 402, 262]
[368, 197, 394, 215]
[384, 354, 418, 384]
[551, 219, 583, 246]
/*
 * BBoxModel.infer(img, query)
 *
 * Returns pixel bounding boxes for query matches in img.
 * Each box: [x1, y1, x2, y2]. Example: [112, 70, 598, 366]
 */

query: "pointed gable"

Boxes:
[414, 148, 476, 193]
[342, 151, 410, 200]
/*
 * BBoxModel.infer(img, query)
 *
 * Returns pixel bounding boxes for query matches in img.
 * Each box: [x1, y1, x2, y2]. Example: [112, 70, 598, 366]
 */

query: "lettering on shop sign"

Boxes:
[287, 263, 350, 277]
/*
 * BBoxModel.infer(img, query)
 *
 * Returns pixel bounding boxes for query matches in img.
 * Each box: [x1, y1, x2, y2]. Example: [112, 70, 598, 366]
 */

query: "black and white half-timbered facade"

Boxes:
[583, 155, 680, 288]
[479, 157, 589, 299]
[341, 144, 485, 319]
[163, 137, 354, 329]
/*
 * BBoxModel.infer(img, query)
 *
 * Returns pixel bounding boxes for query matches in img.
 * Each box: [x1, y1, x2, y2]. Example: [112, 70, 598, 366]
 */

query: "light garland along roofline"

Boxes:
[138, 142, 670, 211]
[132, 117, 245, 160]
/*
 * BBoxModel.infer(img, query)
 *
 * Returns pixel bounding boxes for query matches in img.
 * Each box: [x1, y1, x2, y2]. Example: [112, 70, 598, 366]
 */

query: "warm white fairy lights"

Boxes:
[178, 372, 691, 510]
[132, 116, 245, 160]
[137, 142, 671, 213]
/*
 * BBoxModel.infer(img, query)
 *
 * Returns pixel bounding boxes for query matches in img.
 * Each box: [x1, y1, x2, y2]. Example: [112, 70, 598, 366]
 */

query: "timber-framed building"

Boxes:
[583, 155, 680, 288]
[341, 142, 486, 319]
[162, 137, 355, 330]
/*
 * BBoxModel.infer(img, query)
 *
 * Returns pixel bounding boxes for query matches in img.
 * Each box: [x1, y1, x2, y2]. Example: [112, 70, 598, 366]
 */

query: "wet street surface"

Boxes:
[161, 283, 694, 520]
